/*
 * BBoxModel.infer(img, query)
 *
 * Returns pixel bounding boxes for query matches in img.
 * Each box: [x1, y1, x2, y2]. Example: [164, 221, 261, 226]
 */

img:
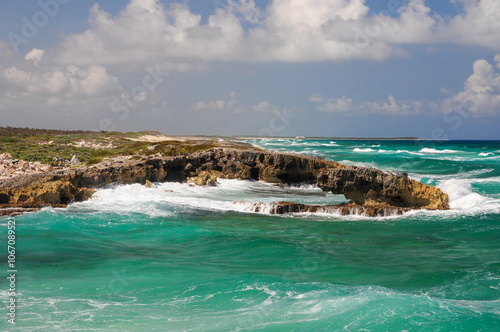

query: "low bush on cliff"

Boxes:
[0, 127, 223, 165]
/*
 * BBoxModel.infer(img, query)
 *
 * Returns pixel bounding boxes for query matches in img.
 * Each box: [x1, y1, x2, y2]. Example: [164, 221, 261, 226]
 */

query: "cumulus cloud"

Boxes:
[444, 55, 500, 115]
[2, 0, 500, 72]
[2, 0, 500, 131]
[309, 94, 324, 103]
[24, 48, 44, 67]
[192, 91, 239, 112]
[4, 63, 121, 97]
[443, 0, 500, 48]
[362, 95, 421, 115]
[35, 0, 480, 69]
[0, 47, 123, 126]
[193, 93, 278, 114]
[252, 101, 273, 113]
[194, 100, 227, 111]
[312, 94, 421, 115]
[317, 96, 353, 112]
[313, 54, 500, 117]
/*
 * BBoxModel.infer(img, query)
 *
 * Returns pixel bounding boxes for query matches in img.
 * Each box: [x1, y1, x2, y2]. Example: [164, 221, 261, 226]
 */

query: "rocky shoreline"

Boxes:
[0, 144, 449, 217]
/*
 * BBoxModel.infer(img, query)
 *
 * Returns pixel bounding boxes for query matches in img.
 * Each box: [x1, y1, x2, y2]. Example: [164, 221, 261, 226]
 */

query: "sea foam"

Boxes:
[419, 148, 461, 154]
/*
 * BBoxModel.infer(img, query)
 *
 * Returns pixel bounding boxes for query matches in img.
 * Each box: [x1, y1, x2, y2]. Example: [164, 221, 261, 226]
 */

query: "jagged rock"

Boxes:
[52, 156, 69, 167]
[316, 166, 449, 210]
[1, 156, 54, 180]
[0, 153, 13, 160]
[145, 180, 153, 188]
[0, 147, 449, 215]
[188, 170, 221, 186]
[238, 201, 410, 217]
[0, 180, 95, 207]
[70, 155, 81, 166]
[184, 162, 195, 174]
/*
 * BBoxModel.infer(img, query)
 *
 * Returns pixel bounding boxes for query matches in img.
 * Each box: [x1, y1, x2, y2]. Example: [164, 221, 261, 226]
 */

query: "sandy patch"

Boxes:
[126, 135, 212, 142]
[126, 135, 185, 142]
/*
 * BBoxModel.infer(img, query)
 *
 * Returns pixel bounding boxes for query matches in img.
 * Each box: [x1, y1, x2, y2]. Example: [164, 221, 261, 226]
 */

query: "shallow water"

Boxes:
[1, 139, 500, 331]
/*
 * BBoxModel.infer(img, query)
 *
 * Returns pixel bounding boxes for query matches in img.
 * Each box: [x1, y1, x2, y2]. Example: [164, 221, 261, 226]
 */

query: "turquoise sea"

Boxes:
[2, 139, 500, 331]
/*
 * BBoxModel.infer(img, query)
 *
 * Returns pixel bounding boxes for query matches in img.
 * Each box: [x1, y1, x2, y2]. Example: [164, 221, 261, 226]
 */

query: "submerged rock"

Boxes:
[237, 201, 410, 217]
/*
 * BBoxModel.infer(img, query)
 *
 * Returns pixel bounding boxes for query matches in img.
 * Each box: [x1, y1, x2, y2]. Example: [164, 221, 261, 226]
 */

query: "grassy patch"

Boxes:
[0, 127, 222, 164]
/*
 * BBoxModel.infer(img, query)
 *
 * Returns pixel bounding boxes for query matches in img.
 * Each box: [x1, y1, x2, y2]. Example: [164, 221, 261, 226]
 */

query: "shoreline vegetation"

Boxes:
[0, 127, 448, 217]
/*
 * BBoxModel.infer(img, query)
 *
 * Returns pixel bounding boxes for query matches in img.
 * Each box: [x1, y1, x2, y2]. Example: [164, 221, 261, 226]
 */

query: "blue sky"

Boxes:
[1, 0, 500, 139]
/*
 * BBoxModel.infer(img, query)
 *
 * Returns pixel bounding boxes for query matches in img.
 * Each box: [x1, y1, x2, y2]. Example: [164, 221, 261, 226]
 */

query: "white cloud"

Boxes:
[313, 94, 421, 115]
[362, 95, 421, 115]
[193, 91, 239, 112]
[1, 0, 499, 74]
[309, 94, 324, 103]
[440, 87, 453, 95]
[0, 48, 123, 127]
[495, 54, 500, 69]
[193, 93, 276, 114]
[33, 1, 417, 68]
[312, 54, 500, 117]
[444, 55, 500, 115]
[2, 0, 500, 131]
[194, 100, 227, 111]
[252, 101, 273, 112]
[4, 63, 121, 97]
[317, 96, 353, 112]
[5, 0, 486, 71]
[24, 48, 44, 67]
[443, 0, 500, 48]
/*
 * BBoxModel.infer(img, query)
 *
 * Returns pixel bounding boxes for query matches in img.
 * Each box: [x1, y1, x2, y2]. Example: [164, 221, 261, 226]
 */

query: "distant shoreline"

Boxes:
[2, 126, 499, 141]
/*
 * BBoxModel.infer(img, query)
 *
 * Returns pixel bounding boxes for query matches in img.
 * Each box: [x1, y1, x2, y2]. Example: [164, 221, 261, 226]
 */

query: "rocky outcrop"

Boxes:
[239, 201, 410, 217]
[0, 179, 95, 207]
[70, 155, 81, 167]
[316, 166, 449, 210]
[184, 148, 448, 211]
[0, 147, 449, 216]
[188, 170, 222, 186]
[0, 153, 53, 180]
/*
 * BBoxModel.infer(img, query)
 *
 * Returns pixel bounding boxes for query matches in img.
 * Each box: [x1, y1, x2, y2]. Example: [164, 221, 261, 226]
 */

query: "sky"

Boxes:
[1, 0, 500, 139]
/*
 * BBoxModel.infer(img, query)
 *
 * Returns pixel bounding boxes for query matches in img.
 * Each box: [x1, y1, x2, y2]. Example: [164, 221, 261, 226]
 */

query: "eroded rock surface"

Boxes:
[238, 201, 410, 217]
[0, 153, 53, 180]
[0, 148, 449, 215]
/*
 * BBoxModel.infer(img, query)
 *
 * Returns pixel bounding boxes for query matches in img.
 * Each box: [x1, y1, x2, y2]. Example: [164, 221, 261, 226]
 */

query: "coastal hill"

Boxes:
[0, 127, 448, 217]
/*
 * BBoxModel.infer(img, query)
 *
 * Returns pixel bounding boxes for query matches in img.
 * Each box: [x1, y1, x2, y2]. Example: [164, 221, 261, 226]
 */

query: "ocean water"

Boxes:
[1, 139, 500, 331]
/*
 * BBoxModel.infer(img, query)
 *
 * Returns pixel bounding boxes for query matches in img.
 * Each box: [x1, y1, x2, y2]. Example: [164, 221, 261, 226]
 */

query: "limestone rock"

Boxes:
[188, 170, 221, 186]
[316, 166, 449, 210]
[0, 147, 449, 216]
[70, 155, 81, 166]
[0, 153, 13, 160]
[52, 156, 69, 167]
[241, 201, 410, 217]
[0, 180, 96, 207]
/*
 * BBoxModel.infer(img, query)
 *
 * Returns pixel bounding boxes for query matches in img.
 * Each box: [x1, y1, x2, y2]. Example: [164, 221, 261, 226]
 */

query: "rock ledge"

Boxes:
[0, 148, 449, 216]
